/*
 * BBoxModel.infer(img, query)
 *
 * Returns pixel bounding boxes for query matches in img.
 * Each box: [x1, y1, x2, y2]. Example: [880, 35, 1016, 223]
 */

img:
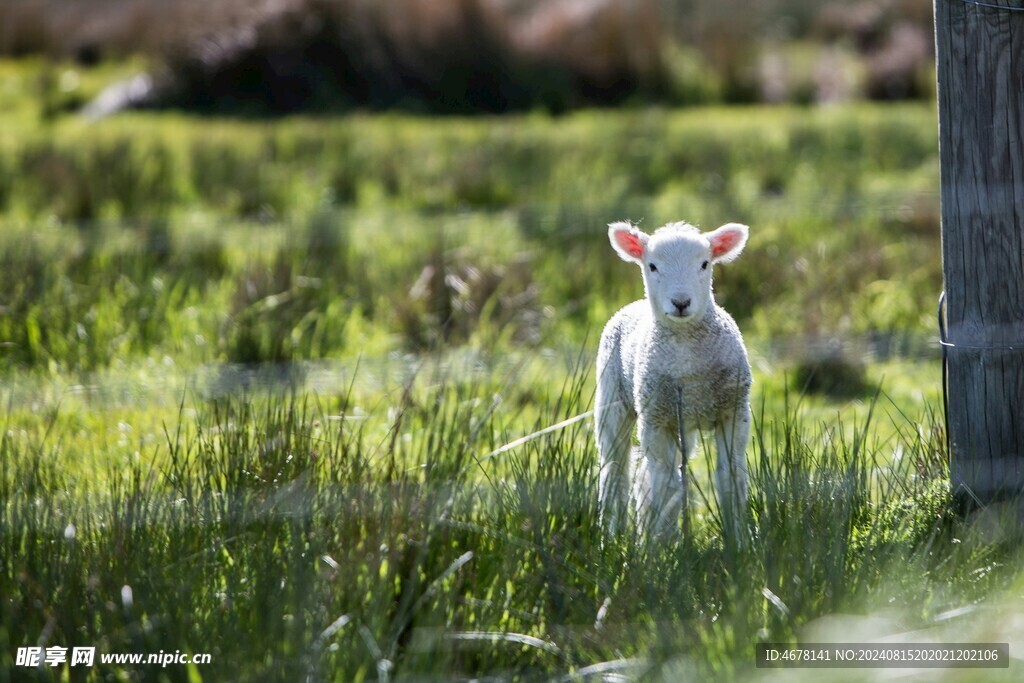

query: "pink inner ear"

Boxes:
[614, 230, 645, 259]
[710, 229, 743, 258]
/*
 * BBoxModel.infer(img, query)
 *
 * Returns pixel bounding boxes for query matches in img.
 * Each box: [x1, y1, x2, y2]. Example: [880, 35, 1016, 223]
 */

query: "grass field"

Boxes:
[2, 59, 1022, 681]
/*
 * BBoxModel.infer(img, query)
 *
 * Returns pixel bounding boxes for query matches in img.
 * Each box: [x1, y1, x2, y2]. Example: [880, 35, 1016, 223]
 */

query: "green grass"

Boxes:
[4, 58, 1019, 682]
[1, 366, 1021, 682]
[1, 86, 941, 374]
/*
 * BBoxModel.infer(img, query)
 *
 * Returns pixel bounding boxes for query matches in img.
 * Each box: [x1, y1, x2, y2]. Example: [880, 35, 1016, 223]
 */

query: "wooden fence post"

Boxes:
[935, 0, 1024, 507]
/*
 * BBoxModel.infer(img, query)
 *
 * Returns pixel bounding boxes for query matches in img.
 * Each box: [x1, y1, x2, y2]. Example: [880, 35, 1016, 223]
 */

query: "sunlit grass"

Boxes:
[1, 75, 942, 376]
[2, 359, 1020, 681]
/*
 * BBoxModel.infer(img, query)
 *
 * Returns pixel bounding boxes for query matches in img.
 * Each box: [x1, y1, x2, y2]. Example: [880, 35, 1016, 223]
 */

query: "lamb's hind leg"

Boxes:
[715, 403, 751, 540]
[596, 386, 633, 535]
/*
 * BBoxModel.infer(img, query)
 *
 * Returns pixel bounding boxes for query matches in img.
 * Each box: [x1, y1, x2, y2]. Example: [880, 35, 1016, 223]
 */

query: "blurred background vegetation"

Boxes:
[3, 0, 935, 114]
[0, 108, 940, 376]
[0, 0, 941, 382]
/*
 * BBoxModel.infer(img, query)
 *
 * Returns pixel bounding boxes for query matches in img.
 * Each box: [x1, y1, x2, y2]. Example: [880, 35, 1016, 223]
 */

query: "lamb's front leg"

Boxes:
[715, 403, 751, 540]
[596, 389, 634, 535]
[635, 418, 690, 536]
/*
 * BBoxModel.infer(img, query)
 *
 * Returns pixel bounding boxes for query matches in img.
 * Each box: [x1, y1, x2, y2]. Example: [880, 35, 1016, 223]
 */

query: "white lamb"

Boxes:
[596, 220, 752, 538]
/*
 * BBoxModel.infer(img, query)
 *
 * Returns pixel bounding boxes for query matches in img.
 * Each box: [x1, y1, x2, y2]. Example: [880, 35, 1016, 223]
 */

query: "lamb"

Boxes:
[595, 220, 752, 538]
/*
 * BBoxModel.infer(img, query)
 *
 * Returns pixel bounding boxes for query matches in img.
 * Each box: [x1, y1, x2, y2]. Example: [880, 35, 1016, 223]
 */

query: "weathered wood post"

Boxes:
[935, 0, 1024, 507]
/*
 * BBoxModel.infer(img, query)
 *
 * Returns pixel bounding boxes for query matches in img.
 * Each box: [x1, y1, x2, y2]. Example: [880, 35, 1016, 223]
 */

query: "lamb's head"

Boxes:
[609, 220, 748, 325]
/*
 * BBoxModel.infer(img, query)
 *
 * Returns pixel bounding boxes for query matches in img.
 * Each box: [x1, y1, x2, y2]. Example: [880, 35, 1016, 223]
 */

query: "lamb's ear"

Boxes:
[608, 222, 649, 264]
[706, 223, 748, 264]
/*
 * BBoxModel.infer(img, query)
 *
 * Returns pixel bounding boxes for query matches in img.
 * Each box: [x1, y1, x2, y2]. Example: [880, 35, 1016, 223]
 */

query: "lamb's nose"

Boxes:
[671, 298, 691, 316]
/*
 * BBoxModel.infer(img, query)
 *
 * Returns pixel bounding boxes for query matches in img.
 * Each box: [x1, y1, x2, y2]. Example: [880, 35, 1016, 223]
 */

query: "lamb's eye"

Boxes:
[701, 260, 709, 270]
[649, 263, 658, 273]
